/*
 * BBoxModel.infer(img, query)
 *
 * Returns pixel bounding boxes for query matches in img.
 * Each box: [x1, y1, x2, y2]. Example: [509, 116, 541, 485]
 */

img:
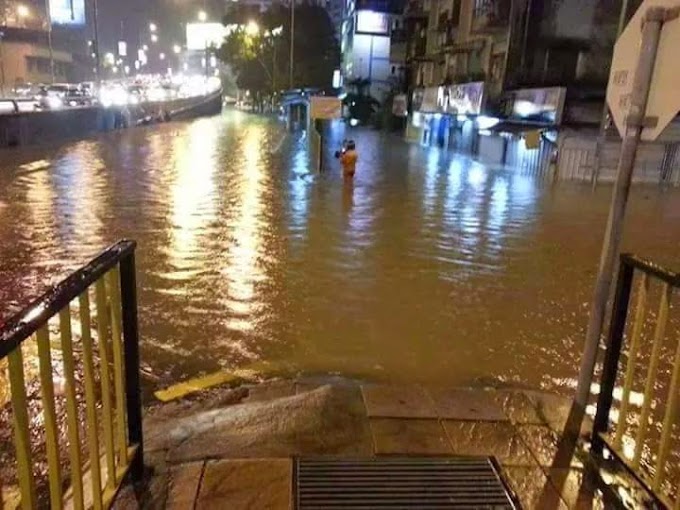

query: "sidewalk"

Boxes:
[114, 378, 651, 509]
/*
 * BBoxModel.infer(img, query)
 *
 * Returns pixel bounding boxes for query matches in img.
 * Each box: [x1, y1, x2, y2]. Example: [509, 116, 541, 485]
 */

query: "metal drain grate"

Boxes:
[295, 457, 516, 509]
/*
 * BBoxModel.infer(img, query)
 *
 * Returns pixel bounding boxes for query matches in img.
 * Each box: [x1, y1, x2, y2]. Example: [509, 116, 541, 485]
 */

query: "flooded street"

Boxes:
[2, 110, 680, 393]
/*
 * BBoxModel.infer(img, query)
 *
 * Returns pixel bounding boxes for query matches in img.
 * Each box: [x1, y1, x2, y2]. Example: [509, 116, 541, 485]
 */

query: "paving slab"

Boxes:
[496, 390, 546, 425]
[429, 388, 508, 421]
[370, 418, 452, 455]
[195, 459, 291, 510]
[502, 466, 569, 510]
[166, 462, 204, 510]
[517, 424, 585, 468]
[546, 468, 606, 510]
[443, 420, 536, 467]
[361, 384, 437, 418]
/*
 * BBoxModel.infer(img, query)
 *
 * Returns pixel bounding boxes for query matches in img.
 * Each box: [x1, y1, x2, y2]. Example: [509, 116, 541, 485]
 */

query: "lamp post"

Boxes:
[289, 0, 294, 89]
[44, 0, 55, 82]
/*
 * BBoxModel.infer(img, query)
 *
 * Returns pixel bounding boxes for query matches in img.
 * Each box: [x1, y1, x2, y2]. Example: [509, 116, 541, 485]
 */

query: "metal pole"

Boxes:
[0, 33, 6, 96]
[44, 0, 55, 82]
[575, 8, 666, 409]
[93, 0, 101, 86]
[289, 0, 294, 89]
[591, 0, 631, 189]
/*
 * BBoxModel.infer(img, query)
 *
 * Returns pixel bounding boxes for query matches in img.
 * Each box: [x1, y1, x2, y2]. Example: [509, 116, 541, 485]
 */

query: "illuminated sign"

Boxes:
[118, 41, 127, 57]
[50, 0, 85, 25]
[439, 82, 485, 116]
[508, 87, 566, 124]
[356, 10, 389, 35]
[186, 23, 228, 50]
[392, 94, 408, 117]
[310, 96, 342, 119]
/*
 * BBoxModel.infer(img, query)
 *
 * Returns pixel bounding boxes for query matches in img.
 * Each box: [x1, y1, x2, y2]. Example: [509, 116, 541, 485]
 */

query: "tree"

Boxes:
[343, 78, 380, 125]
[217, 2, 340, 98]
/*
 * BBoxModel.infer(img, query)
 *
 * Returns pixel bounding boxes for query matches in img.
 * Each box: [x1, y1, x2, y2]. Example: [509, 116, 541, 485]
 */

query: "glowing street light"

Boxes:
[159, 52, 166, 60]
[143, 44, 149, 51]
[16, 4, 30, 18]
[245, 21, 259, 36]
[149, 22, 157, 33]
[173, 44, 181, 54]
[198, 10, 207, 22]
[151, 34, 158, 43]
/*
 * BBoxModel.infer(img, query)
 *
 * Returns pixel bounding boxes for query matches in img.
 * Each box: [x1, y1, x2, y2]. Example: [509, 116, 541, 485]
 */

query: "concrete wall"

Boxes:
[0, 90, 223, 148]
[1, 41, 73, 88]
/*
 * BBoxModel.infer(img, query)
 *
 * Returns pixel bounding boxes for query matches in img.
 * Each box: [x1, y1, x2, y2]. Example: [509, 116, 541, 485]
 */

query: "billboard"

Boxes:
[440, 82, 485, 116]
[50, 0, 86, 25]
[356, 10, 389, 35]
[186, 23, 228, 50]
[507, 87, 566, 125]
[310, 97, 342, 119]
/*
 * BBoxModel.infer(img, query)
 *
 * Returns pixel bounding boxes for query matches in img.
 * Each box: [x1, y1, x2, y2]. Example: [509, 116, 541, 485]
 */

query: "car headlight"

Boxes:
[46, 96, 63, 109]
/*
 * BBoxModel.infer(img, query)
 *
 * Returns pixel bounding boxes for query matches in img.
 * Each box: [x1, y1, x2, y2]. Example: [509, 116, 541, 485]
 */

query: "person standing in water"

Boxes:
[340, 140, 358, 178]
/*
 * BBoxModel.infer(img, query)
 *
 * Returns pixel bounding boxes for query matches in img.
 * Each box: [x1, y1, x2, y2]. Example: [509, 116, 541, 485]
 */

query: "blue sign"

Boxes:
[50, 0, 86, 25]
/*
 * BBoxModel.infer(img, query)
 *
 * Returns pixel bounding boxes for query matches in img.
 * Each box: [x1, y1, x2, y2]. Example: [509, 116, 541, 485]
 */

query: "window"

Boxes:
[391, 65, 396, 74]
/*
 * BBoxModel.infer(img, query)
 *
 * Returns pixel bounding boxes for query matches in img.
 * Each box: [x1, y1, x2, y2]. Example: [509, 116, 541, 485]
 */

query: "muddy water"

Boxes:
[2, 111, 680, 394]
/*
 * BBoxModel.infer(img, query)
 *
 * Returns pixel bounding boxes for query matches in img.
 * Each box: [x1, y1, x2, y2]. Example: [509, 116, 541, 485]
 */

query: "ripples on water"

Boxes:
[2, 111, 680, 394]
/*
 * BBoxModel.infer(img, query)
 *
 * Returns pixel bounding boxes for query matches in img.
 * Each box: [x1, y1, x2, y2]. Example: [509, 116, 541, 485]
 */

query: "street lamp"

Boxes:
[159, 52, 166, 60]
[16, 4, 30, 19]
[245, 21, 259, 36]
[151, 34, 158, 43]
[149, 22, 157, 33]
[173, 44, 181, 54]
[198, 10, 207, 22]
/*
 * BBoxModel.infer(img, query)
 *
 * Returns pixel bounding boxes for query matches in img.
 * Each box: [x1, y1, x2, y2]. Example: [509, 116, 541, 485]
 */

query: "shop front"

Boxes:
[476, 87, 566, 172]
[408, 82, 485, 154]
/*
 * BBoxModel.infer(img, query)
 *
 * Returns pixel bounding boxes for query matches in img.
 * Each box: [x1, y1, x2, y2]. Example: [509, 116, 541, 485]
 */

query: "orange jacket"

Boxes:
[341, 150, 358, 173]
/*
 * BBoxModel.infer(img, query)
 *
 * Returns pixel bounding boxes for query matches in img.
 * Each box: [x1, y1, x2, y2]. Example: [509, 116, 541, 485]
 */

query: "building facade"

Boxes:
[402, 0, 641, 169]
[341, 0, 406, 101]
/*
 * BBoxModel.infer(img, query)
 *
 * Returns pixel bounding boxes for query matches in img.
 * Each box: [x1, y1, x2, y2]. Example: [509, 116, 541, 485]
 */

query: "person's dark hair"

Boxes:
[347, 140, 356, 150]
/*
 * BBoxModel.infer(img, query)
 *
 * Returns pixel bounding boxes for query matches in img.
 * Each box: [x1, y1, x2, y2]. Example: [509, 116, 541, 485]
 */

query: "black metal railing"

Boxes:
[592, 254, 680, 508]
[0, 239, 143, 509]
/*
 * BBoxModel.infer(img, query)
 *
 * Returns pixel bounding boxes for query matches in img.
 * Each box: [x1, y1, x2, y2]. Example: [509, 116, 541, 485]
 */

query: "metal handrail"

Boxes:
[1, 239, 143, 509]
[592, 253, 680, 508]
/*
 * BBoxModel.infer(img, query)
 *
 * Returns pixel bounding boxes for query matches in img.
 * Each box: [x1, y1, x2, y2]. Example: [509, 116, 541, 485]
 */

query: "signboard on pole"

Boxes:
[392, 94, 408, 117]
[50, 0, 86, 25]
[310, 96, 342, 119]
[606, 0, 680, 140]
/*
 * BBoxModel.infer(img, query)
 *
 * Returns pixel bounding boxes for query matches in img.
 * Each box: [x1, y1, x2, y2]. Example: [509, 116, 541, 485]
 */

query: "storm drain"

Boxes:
[295, 457, 516, 509]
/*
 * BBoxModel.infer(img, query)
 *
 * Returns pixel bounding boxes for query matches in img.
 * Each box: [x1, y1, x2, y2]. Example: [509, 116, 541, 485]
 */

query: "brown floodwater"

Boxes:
[2, 111, 680, 396]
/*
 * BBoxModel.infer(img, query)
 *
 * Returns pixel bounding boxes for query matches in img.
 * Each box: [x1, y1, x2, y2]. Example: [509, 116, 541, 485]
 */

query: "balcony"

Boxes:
[355, 0, 403, 14]
[472, 0, 511, 33]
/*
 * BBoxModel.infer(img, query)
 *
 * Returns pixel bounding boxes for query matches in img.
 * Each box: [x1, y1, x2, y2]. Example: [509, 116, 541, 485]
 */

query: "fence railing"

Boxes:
[592, 254, 680, 508]
[0, 240, 143, 509]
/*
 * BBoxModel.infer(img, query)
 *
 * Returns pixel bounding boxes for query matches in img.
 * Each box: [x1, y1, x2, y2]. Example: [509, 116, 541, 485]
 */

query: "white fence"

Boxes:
[557, 135, 680, 185]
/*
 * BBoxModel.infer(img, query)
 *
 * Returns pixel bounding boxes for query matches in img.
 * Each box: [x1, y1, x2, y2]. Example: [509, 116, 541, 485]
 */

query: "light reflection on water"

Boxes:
[2, 112, 680, 394]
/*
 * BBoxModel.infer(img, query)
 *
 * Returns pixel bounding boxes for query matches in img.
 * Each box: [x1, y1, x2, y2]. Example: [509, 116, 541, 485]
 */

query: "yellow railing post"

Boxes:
[36, 324, 63, 510]
[652, 333, 680, 491]
[633, 283, 672, 469]
[59, 306, 84, 510]
[7, 346, 37, 510]
[614, 274, 649, 450]
[95, 279, 117, 487]
[79, 290, 104, 510]
[106, 266, 129, 465]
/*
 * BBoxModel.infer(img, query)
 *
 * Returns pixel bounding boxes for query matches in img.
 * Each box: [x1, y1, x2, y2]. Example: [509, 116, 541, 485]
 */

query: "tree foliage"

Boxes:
[217, 2, 340, 96]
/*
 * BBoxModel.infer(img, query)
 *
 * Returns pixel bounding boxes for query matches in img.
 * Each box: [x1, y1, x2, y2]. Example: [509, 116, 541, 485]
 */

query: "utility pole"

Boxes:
[591, 0, 631, 189]
[289, 0, 294, 89]
[93, 0, 101, 86]
[575, 6, 670, 409]
[44, 0, 55, 82]
[0, 31, 6, 96]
